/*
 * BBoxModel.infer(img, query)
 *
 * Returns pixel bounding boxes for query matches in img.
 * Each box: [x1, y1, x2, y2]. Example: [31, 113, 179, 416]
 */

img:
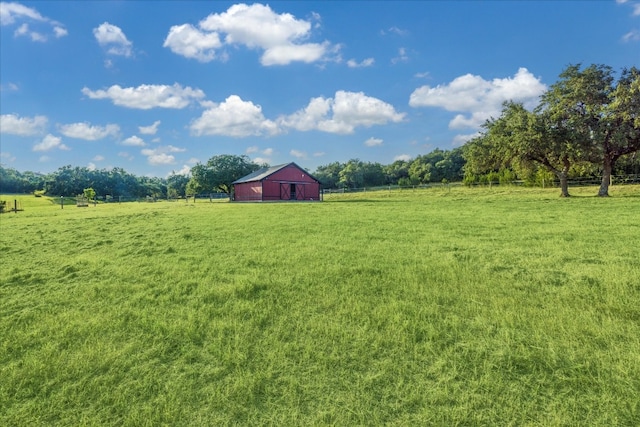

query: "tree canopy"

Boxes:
[464, 64, 640, 197]
[187, 155, 261, 199]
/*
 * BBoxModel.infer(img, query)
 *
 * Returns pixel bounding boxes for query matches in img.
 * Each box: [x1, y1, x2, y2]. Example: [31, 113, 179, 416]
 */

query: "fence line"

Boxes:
[322, 174, 640, 195]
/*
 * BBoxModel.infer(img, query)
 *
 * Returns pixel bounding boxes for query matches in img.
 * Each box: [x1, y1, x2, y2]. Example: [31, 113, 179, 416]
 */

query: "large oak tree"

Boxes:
[542, 64, 640, 196]
[187, 154, 261, 199]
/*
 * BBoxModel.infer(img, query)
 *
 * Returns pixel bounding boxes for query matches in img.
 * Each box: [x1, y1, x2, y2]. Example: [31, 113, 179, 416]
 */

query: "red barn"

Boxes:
[232, 162, 322, 202]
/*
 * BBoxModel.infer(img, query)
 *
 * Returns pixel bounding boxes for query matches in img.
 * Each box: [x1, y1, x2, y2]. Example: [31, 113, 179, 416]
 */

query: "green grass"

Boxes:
[1, 186, 639, 425]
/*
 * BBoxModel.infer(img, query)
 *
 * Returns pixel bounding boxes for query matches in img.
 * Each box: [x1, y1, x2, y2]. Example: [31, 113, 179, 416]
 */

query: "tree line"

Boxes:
[1, 64, 638, 198]
[0, 165, 171, 199]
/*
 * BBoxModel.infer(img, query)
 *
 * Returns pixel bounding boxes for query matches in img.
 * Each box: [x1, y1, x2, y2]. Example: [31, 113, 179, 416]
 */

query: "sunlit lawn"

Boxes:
[1, 185, 639, 425]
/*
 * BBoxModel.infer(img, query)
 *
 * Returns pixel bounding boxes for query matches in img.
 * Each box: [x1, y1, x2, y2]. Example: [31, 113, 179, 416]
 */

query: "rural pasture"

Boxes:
[1, 186, 639, 425]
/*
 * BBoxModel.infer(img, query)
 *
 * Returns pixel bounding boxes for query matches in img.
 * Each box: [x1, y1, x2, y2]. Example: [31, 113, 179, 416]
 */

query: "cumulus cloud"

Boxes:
[252, 157, 270, 165]
[1, 113, 47, 135]
[0, 2, 45, 25]
[409, 67, 546, 129]
[0, 2, 67, 40]
[141, 145, 185, 165]
[347, 58, 375, 68]
[394, 154, 411, 162]
[93, 22, 133, 57]
[173, 164, 192, 176]
[59, 122, 120, 140]
[190, 95, 279, 137]
[82, 83, 205, 109]
[121, 135, 146, 146]
[163, 24, 222, 62]
[14, 23, 45, 41]
[289, 149, 307, 159]
[138, 120, 161, 135]
[165, 3, 338, 65]
[33, 134, 69, 151]
[364, 137, 383, 147]
[280, 90, 405, 134]
[452, 132, 481, 147]
[93, 155, 105, 161]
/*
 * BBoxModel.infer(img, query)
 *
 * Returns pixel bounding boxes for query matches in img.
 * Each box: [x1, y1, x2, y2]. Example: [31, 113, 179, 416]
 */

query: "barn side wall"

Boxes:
[262, 165, 320, 201]
[234, 182, 263, 201]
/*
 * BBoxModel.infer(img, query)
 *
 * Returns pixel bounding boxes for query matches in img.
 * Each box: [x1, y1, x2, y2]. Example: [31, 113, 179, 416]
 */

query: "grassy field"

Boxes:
[1, 186, 639, 425]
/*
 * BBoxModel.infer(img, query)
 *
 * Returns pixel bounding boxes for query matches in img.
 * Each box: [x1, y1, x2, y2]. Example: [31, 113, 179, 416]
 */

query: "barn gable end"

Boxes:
[232, 163, 321, 202]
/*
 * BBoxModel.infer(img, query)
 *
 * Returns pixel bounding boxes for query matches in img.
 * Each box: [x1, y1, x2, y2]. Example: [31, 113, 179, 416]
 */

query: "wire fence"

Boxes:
[321, 174, 640, 195]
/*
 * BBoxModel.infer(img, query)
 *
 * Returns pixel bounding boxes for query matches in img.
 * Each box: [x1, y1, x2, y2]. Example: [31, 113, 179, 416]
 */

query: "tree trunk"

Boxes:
[558, 157, 571, 197]
[598, 157, 612, 197]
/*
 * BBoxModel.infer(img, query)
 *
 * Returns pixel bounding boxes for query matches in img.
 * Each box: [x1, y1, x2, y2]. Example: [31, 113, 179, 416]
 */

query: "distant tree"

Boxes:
[383, 160, 410, 185]
[314, 162, 343, 189]
[188, 155, 260, 199]
[0, 166, 44, 193]
[167, 172, 190, 198]
[83, 187, 96, 203]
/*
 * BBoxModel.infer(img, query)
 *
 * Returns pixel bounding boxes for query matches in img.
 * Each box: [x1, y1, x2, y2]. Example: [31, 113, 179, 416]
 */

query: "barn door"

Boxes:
[280, 183, 290, 200]
[297, 184, 305, 200]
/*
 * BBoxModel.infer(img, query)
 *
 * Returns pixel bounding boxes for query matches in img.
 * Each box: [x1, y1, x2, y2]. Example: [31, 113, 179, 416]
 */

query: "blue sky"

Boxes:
[1, 1, 638, 177]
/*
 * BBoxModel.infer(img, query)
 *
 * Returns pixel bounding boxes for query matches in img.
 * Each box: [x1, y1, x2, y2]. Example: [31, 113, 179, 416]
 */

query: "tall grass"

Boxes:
[1, 186, 639, 425]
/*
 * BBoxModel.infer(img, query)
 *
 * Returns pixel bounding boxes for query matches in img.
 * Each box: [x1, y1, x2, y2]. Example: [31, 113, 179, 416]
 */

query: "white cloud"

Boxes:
[138, 120, 161, 135]
[262, 147, 274, 156]
[14, 23, 45, 41]
[141, 145, 185, 165]
[59, 122, 120, 140]
[290, 149, 307, 159]
[381, 26, 408, 36]
[622, 29, 640, 42]
[173, 164, 191, 176]
[163, 23, 222, 62]
[392, 47, 409, 64]
[0, 2, 46, 25]
[0, 151, 16, 162]
[82, 83, 205, 109]
[364, 137, 383, 147]
[94, 22, 133, 57]
[347, 58, 375, 68]
[280, 90, 405, 134]
[1, 113, 47, 135]
[121, 135, 146, 146]
[87, 162, 96, 171]
[246, 145, 259, 154]
[186, 157, 199, 165]
[93, 155, 105, 161]
[190, 95, 279, 137]
[166, 3, 338, 65]
[53, 25, 67, 38]
[252, 156, 270, 165]
[0, 82, 19, 91]
[452, 132, 481, 147]
[313, 151, 325, 157]
[409, 67, 546, 129]
[0, 2, 67, 40]
[33, 134, 69, 151]
[394, 154, 411, 162]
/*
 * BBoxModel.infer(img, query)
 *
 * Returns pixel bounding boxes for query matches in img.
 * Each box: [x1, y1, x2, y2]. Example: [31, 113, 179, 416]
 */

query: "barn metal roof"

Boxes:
[232, 162, 320, 184]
